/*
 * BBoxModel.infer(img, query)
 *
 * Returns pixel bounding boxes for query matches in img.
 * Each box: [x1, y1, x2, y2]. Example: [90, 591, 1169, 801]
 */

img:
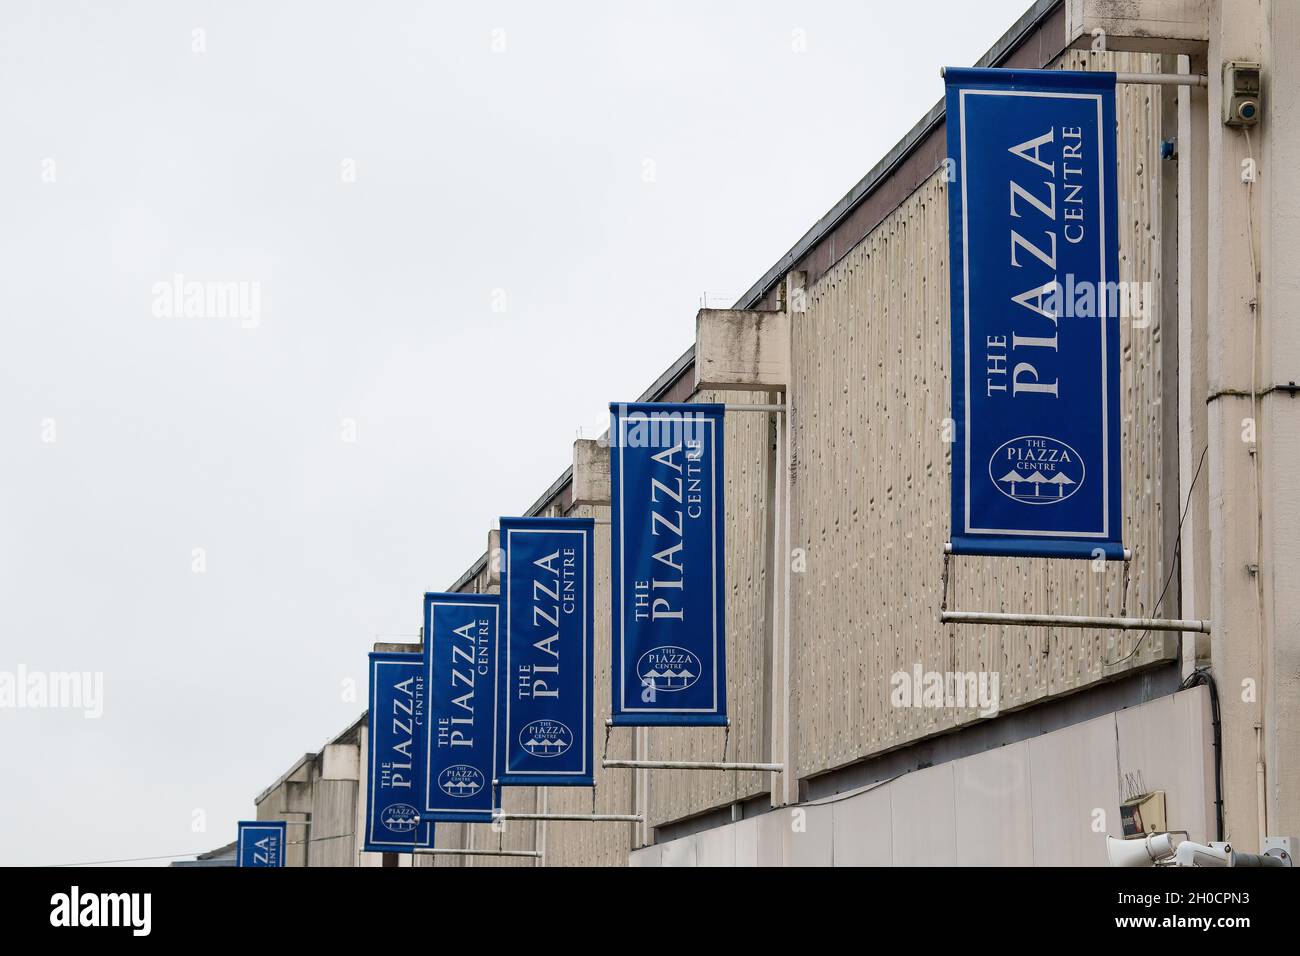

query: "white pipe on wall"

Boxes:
[941, 610, 1210, 632]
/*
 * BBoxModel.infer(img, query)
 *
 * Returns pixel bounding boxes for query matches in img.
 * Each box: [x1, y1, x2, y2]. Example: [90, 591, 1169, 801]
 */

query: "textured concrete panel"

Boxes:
[790, 50, 1176, 785]
[695, 308, 790, 390]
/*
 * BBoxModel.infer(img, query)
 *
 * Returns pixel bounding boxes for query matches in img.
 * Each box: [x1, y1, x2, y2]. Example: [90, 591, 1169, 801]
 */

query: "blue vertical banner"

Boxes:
[237, 821, 286, 868]
[609, 402, 727, 726]
[944, 67, 1124, 559]
[365, 651, 435, 853]
[423, 592, 499, 823]
[498, 516, 595, 786]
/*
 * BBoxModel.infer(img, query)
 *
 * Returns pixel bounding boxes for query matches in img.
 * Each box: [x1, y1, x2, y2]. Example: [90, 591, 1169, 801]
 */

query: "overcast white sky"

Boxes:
[1, 0, 1032, 865]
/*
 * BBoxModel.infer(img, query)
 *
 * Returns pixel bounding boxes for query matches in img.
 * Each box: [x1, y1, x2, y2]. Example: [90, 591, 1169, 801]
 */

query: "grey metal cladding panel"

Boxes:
[647, 389, 773, 829]
[790, 50, 1174, 781]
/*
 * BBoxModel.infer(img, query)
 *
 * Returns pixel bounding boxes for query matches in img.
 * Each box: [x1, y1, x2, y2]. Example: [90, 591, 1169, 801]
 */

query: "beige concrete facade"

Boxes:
[251, 0, 1298, 865]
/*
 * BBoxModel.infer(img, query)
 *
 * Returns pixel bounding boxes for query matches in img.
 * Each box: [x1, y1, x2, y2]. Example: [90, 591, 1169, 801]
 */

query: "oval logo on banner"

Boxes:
[519, 720, 573, 758]
[381, 803, 420, 832]
[438, 765, 485, 798]
[637, 645, 701, 693]
[989, 435, 1085, 505]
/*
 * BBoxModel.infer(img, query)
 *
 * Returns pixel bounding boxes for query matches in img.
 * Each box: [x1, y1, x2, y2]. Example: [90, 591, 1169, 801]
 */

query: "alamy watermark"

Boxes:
[608, 405, 711, 450]
[890, 664, 999, 718]
[50, 887, 150, 936]
[0, 665, 103, 718]
[151, 273, 261, 329]
[1004, 274, 1153, 326]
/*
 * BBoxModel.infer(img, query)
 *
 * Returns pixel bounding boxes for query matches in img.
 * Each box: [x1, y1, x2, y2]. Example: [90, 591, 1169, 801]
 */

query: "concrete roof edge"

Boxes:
[198, 840, 238, 860]
[319, 711, 366, 751]
[254, 752, 315, 806]
[253, 712, 368, 807]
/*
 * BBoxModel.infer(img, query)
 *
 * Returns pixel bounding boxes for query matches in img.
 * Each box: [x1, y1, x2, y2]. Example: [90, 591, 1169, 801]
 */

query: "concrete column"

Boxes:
[1205, 0, 1266, 851]
[487, 528, 500, 589]
[1259, 0, 1300, 843]
[1177, 50, 1212, 677]
[571, 438, 610, 507]
[693, 275, 799, 808]
[776, 404, 796, 808]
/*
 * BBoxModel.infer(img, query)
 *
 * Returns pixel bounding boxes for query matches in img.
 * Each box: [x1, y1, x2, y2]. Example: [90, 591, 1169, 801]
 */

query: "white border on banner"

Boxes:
[616, 413, 721, 716]
[367, 657, 433, 849]
[958, 88, 1110, 540]
[503, 525, 590, 777]
[423, 599, 500, 819]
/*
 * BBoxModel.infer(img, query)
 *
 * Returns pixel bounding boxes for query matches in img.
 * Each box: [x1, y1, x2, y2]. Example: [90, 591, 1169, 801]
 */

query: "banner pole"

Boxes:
[940, 610, 1209, 632]
[599, 727, 785, 769]
[493, 813, 644, 823]
[1114, 71, 1208, 87]
[603, 759, 785, 772]
[938, 65, 1206, 87]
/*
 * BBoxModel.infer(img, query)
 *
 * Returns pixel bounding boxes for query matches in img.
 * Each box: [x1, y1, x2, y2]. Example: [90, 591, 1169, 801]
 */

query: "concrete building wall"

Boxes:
[790, 49, 1176, 785]
[254, 726, 363, 867]
[1260, 0, 1300, 847]
[644, 388, 774, 828]
[251, 0, 1300, 865]
[255, 757, 311, 868]
[310, 779, 358, 867]
[541, 502, 635, 867]
[424, 499, 642, 866]
[355, 725, 386, 867]
[410, 387, 776, 862]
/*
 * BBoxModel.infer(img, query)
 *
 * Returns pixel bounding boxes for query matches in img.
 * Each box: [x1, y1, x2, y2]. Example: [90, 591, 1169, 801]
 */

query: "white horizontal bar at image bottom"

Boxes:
[413, 848, 543, 859]
[941, 610, 1211, 633]
[602, 759, 784, 772]
[493, 813, 644, 823]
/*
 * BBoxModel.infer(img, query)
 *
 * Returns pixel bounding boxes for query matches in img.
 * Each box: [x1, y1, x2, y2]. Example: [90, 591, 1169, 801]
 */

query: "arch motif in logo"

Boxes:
[438, 764, 486, 798]
[519, 719, 573, 758]
[381, 803, 420, 832]
[989, 435, 1085, 505]
[636, 645, 701, 693]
